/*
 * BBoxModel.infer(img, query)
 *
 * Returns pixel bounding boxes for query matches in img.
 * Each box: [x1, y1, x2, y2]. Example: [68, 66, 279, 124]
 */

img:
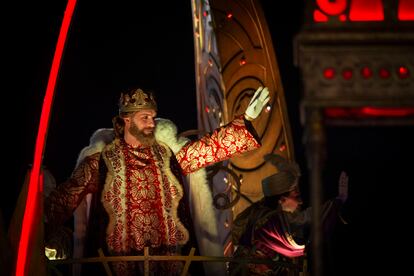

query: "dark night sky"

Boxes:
[4, 0, 306, 213]
[3, 1, 414, 275]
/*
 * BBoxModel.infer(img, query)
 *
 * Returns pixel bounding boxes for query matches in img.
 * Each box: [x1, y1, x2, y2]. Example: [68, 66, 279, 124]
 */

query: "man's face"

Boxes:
[280, 186, 302, 213]
[127, 109, 157, 145]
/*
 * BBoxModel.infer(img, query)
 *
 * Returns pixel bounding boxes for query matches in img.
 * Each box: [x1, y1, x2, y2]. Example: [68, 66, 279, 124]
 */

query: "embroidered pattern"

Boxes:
[176, 115, 260, 175]
[102, 140, 188, 253]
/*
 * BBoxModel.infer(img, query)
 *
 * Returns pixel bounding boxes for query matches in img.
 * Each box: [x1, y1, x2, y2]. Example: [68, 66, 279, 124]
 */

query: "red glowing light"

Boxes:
[362, 107, 414, 116]
[316, 0, 347, 15]
[314, 9, 329, 22]
[15, 1, 78, 275]
[324, 108, 349, 117]
[313, 0, 414, 23]
[324, 107, 414, 118]
[339, 14, 347, 21]
[239, 58, 246, 66]
[379, 68, 391, 79]
[279, 144, 287, 152]
[349, 0, 384, 21]
[323, 68, 336, 79]
[398, 0, 414, 20]
[342, 69, 353, 80]
[226, 12, 233, 19]
[361, 66, 373, 79]
[397, 66, 410, 79]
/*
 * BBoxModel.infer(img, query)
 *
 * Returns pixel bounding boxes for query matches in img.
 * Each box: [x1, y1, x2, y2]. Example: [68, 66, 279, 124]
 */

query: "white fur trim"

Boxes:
[72, 128, 114, 275]
[155, 118, 225, 274]
[73, 120, 223, 274]
[76, 128, 115, 167]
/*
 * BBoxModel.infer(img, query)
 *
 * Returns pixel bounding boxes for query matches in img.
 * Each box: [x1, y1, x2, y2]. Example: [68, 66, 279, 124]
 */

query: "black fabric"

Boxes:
[261, 172, 296, 196]
[232, 198, 277, 246]
[243, 117, 262, 146]
[80, 153, 109, 275]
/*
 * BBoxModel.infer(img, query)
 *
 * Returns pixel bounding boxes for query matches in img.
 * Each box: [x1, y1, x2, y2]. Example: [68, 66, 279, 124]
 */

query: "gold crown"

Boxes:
[119, 88, 157, 114]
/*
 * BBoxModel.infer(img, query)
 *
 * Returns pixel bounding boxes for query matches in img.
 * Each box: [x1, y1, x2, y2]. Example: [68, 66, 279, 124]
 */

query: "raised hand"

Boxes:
[337, 171, 349, 203]
[244, 86, 270, 121]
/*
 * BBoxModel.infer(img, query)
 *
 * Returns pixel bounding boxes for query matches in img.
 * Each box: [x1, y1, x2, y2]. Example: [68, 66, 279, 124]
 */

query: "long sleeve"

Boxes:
[44, 152, 101, 226]
[175, 115, 261, 175]
[286, 198, 344, 243]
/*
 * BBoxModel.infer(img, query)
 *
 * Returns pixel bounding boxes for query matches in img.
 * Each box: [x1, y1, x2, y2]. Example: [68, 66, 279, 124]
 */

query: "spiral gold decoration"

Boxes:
[191, 0, 295, 250]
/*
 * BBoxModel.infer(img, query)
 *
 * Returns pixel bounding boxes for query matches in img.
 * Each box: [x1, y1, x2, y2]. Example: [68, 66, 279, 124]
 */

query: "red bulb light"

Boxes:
[239, 57, 246, 66]
[379, 68, 391, 79]
[342, 69, 353, 80]
[397, 66, 410, 79]
[323, 68, 335, 79]
[361, 66, 373, 79]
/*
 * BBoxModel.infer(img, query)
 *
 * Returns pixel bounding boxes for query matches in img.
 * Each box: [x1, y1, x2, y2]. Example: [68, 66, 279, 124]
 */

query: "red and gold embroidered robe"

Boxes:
[45, 115, 260, 256]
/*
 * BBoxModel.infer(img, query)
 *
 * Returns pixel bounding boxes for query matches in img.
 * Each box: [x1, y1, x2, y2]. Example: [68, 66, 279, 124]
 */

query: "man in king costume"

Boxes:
[44, 86, 270, 275]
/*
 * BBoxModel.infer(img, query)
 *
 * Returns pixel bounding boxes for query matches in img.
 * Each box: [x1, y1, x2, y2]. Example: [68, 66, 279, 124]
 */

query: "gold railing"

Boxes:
[48, 247, 307, 276]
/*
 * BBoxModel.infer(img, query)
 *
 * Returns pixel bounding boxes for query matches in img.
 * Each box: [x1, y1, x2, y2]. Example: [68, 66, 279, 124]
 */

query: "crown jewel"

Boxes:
[119, 88, 157, 114]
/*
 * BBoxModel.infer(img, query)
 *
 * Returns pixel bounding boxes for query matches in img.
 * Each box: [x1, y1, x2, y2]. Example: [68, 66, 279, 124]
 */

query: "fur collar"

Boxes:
[75, 119, 223, 262]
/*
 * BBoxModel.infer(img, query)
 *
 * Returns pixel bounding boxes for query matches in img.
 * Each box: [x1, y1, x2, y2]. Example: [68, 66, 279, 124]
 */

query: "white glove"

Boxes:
[244, 86, 270, 121]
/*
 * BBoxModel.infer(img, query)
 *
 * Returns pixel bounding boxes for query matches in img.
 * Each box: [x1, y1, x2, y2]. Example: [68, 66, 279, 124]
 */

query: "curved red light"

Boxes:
[314, 10, 329, 22]
[16, 1, 78, 275]
[316, 0, 347, 15]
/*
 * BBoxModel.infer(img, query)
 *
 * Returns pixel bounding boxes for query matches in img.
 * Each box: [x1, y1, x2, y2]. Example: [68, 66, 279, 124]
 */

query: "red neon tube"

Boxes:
[15, 0, 77, 275]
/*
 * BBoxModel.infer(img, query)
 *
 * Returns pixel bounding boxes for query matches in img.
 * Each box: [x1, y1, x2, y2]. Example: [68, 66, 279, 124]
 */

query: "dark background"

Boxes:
[3, 1, 413, 275]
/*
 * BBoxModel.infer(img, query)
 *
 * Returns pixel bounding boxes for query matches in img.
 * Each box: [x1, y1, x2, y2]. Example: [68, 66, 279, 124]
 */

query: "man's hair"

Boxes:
[112, 115, 126, 138]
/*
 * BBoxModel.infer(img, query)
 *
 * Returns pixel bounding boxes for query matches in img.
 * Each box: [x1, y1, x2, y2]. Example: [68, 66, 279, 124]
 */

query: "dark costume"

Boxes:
[229, 154, 345, 276]
[230, 197, 343, 275]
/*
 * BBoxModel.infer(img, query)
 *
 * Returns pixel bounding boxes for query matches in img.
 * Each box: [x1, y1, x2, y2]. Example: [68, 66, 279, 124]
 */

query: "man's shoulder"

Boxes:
[155, 118, 189, 154]
[76, 128, 115, 166]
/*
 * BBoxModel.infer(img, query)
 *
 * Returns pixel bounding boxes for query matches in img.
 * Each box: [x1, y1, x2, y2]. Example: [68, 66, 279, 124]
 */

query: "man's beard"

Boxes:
[129, 122, 156, 146]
